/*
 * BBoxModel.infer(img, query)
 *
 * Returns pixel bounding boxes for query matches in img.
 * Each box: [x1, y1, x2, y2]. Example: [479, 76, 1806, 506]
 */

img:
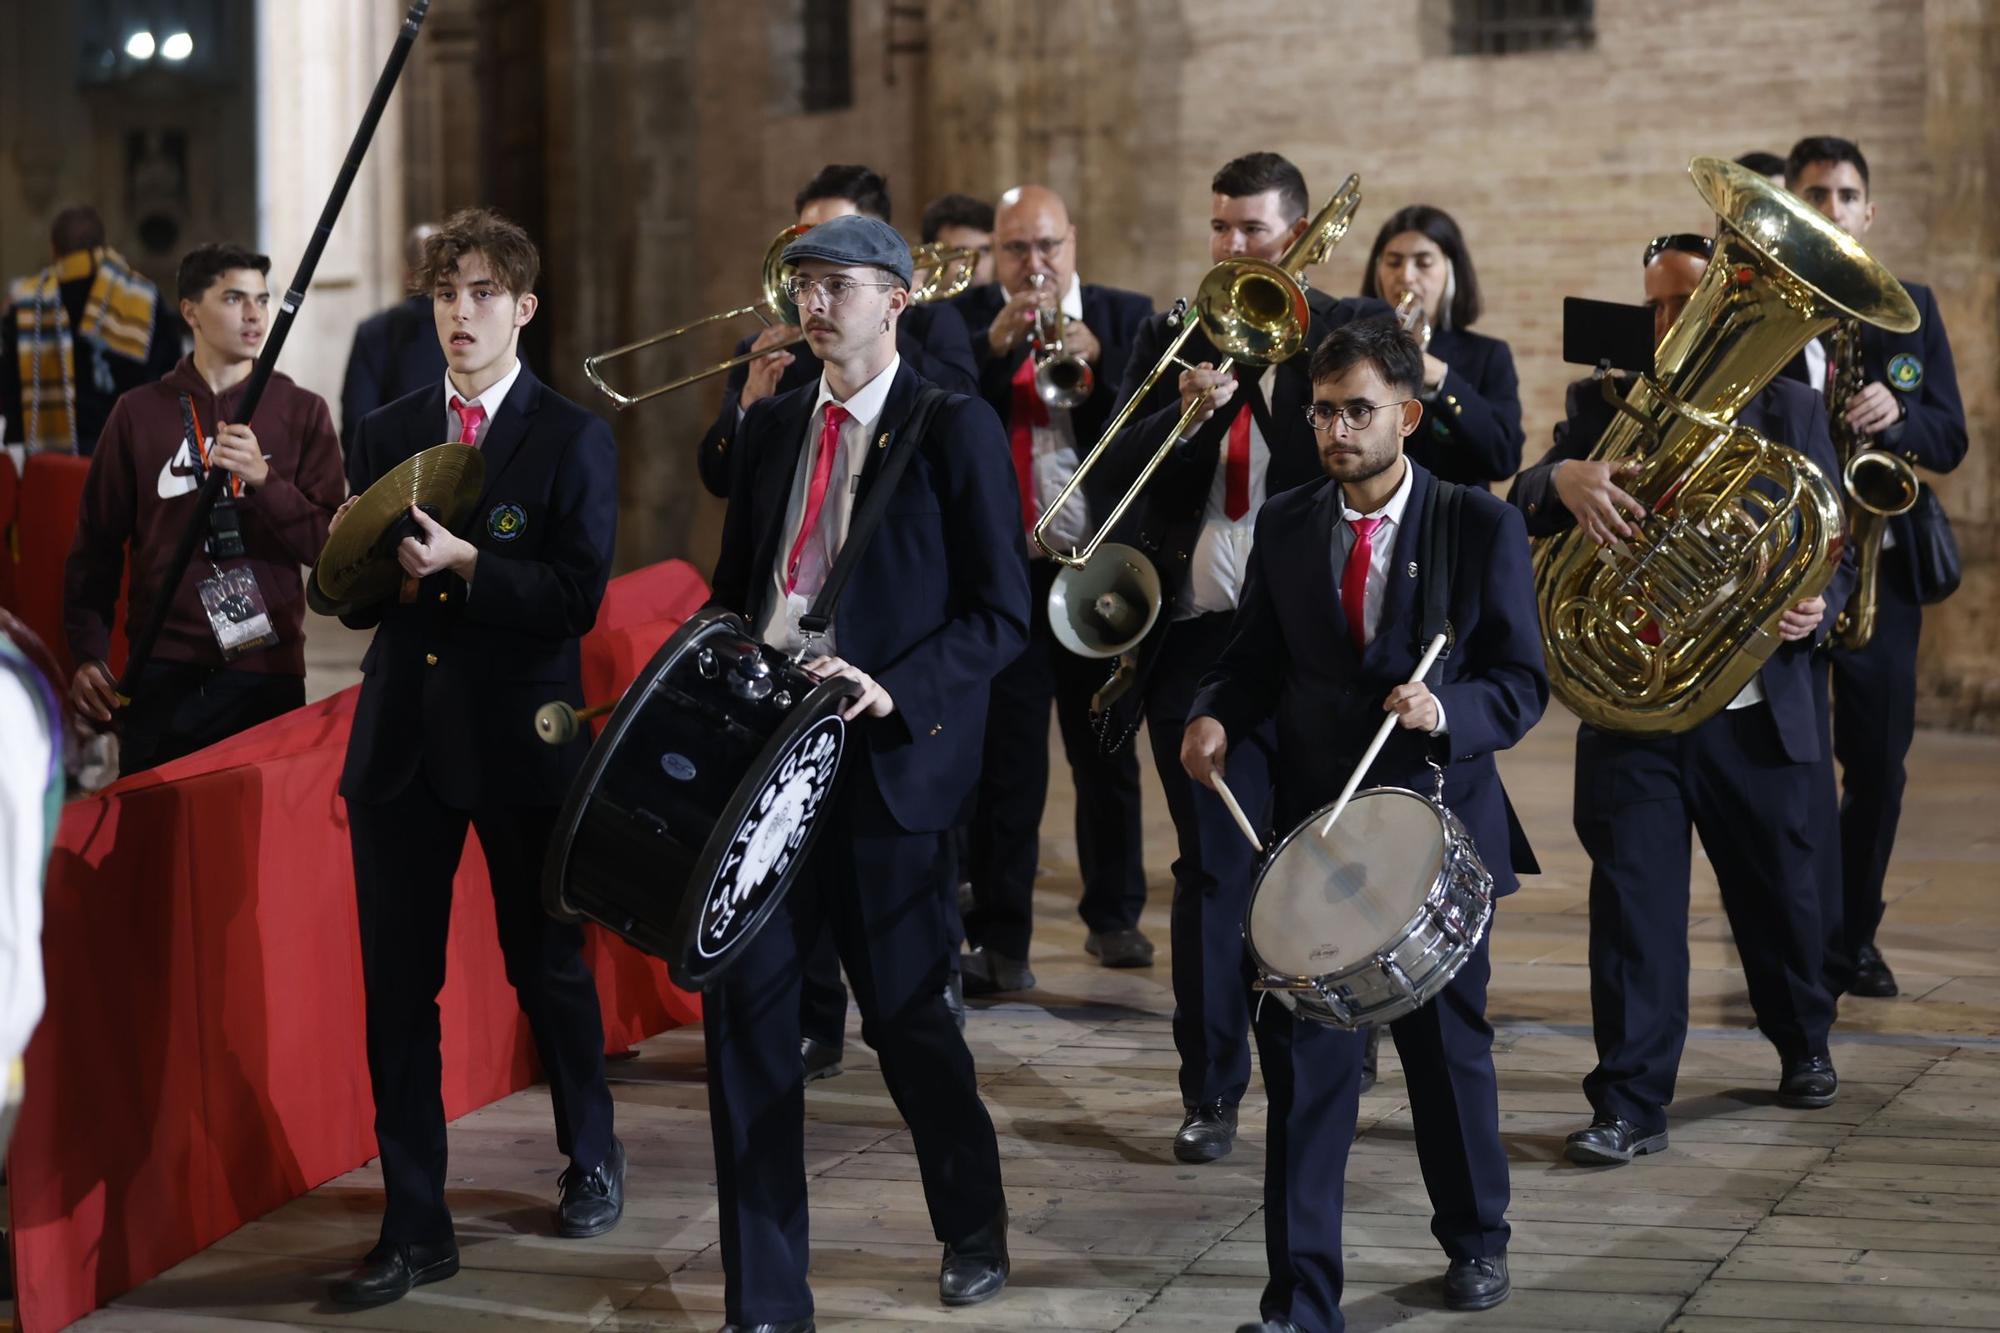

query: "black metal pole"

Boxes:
[117, 0, 432, 698]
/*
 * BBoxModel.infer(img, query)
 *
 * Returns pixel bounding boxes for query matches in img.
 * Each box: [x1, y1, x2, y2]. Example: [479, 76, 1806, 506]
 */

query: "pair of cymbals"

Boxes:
[307, 443, 485, 617]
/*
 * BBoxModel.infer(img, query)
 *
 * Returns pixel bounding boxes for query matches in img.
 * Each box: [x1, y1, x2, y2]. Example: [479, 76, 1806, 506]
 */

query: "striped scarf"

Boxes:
[9, 247, 159, 453]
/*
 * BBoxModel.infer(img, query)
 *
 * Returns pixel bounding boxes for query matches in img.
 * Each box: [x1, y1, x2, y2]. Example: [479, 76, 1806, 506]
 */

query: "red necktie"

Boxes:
[785, 402, 848, 595]
[1342, 516, 1384, 650]
[450, 395, 486, 448]
[1008, 355, 1048, 531]
[1224, 401, 1252, 520]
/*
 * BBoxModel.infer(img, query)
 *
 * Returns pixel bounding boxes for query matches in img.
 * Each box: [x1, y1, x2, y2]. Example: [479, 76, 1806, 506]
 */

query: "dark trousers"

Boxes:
[1807, 653, 1847, 993]
[1574, 708, 1834, 1131]
[348, 773, 615, 1244]
[120, 661, 304, 772]
[1145, 612, 1272, 1109]
[798, 833, 965, 1049]
[965, 558, 1146, 959]
[704, 775, 1004, 1325]
[1831, 554, 1922, 958]
[1254, 933, 1509, 1332]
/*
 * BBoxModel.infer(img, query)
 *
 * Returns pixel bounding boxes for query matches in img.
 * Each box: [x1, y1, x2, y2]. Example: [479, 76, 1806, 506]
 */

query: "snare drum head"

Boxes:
[1247, 788, 1446, 979]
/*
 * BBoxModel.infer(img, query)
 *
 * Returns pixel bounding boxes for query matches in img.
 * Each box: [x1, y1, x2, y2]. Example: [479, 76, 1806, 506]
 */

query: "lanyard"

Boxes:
[179, 394, 244, 498]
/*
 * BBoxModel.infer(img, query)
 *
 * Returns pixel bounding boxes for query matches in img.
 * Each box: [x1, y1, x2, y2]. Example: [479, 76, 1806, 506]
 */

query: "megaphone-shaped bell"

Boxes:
[1047, 542, 1163, 659]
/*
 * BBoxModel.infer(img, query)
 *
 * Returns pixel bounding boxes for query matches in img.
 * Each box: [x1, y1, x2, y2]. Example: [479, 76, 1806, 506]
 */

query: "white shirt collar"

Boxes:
[445, 358, 523, 418]
[1338, 455, 1416, 526]
[810, 352, 901, 434]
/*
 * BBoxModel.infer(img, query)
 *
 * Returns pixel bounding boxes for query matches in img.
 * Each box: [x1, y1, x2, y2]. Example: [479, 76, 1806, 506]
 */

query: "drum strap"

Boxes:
[1417, 476, 1465, 671]
[799, 384, 956, 640]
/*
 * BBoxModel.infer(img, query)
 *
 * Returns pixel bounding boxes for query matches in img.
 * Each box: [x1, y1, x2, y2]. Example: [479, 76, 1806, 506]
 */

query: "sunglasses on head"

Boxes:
[1643, 232, 1715, 266]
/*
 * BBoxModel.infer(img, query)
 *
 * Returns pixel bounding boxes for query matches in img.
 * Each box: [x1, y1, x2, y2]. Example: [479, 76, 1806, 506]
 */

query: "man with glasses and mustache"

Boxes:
[1185, 318, 1545, 1330]
[1509, 231, 1855, 1167]
[703, 214, 1030, 1331]
[953, 183, 1155, 995]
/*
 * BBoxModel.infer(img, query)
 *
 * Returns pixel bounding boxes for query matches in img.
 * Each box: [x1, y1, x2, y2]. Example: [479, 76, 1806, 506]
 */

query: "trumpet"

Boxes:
[1394, 288, 1433, 351]
[1033, 174, 1363, 569]
[582, 228, 980, 410]
[1027, 271, 1094, 409]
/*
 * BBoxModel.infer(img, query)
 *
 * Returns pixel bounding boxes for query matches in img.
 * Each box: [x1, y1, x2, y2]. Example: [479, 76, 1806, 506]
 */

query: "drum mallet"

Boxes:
[535, 699, 615, 745]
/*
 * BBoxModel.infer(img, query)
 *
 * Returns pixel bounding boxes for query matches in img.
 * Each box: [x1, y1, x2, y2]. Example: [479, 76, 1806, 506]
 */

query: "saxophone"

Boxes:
[1533, 158, 1919, 734]
[1825, 318, 1920, 651]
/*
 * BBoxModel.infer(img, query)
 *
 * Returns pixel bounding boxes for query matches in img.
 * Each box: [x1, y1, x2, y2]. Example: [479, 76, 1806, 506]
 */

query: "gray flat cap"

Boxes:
[781, 214, 913, 287]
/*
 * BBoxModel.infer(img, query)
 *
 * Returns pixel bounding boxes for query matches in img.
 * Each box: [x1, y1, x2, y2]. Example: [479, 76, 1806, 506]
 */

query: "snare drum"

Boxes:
[542, 608, 860, 991]
[1245, 786, 1494, 1028]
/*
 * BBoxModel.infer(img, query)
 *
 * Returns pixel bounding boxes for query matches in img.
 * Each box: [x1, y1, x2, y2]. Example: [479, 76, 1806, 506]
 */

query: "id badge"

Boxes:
[197, 566, 280, 659]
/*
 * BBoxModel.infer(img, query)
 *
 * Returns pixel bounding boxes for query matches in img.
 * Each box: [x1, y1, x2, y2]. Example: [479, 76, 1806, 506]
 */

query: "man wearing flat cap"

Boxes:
[701, 213, 1032, 1332]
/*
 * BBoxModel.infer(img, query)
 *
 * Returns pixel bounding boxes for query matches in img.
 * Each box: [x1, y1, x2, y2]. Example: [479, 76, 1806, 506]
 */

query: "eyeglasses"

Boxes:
[997, 236, 1067, 261]
[1643, 232, 1714, 266]
[1303, 399, 1416, 434]
[782, 275, 897, 305]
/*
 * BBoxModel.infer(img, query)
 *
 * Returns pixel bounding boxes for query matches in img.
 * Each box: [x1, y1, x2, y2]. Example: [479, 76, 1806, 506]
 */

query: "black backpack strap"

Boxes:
[800, 384, 953, 638]
[1417, 476, 1464, 673]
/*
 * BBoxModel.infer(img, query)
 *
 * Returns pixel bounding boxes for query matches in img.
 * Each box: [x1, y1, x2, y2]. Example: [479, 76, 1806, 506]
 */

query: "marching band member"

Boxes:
[1103, 151, 1387, 1163]
[1509, 231, 1856, 1166]
[703, 214, 1029, 1330]
[921, 192, 996, 288]
[1186, 318, 1545, 1330]
[1358, 205, 1524, 488]
[329, 208, 625, 1305]
[954, 184, 1156, 992]
[1778, 136, 1967, 999]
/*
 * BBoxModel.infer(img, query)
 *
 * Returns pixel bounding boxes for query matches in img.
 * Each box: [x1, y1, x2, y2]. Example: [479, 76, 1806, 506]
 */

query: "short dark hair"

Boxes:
[413, 207, 541, 296]
[1309, 317, 1425, 400]
[1359, 204, 1483, 330]
[1211, 151, 1309, 224]
[1785, 136, 1870, 192]
[920, 192, 993, 243]
[796, 164, 892, 222]
[177, 242, 271, 304]
[50, 206, 106, 256]
[1735, 151, 1786, 178]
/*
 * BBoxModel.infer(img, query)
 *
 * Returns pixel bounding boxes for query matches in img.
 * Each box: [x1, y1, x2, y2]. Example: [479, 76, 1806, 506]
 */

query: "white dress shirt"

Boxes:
[757, 354, 901, 655]
[443, 359, 523, 445]
[1180, 363, 1275, 617]
[1331, 460, 1446, 735]
[1026, 273, 1091, 556]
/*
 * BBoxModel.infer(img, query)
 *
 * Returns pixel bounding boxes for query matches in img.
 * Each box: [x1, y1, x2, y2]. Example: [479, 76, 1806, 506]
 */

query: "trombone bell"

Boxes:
[1047, 543, 1163, 659]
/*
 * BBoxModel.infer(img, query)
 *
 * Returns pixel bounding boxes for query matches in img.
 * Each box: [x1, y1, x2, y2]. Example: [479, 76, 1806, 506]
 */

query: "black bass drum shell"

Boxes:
[542, 607, 859, 990]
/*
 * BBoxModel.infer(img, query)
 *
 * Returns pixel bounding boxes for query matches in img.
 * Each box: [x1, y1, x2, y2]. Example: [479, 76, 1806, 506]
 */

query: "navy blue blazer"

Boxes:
[696, 301, 978, 498]
[1508, 374, 1855, 765]
[1190, 460, 1548, 894]
[1779, 279, 1967, 598]
[339, 294, 448, 453]
[1408, 326, 1525, 487]
[337, 364, 618, 809]
[708, 361, 1032, 835]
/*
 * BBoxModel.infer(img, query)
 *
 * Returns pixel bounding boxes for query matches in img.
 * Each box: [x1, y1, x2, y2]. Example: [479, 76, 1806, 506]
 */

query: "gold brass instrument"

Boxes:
[1534, 156, 1920, 734]
[1394, 288, 1433, 351]
[582, 229, 978, 409]
[1825, 318, 1919, 650]
[1027, 271, 1095, 409]
[1033, 173, 1364, 569]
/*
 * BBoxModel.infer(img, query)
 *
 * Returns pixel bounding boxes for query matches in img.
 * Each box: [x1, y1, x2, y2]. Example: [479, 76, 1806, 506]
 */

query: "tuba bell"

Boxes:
[1534, 156, 1920, 734]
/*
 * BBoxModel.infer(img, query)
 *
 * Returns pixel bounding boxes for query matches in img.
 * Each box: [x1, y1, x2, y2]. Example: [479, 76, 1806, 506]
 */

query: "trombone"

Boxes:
[1027, 271, 1094, 408]
[1031, 175, 1364, 568]
[582, 227, 980, 410]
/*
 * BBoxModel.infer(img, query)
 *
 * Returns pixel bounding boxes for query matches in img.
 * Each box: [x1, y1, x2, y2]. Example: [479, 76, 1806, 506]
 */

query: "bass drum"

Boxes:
[1244, 786, 1494, 1028]
[543, 608, 859, 991]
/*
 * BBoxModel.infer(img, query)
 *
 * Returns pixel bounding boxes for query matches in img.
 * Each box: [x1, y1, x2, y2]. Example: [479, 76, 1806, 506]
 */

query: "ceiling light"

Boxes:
[160, 31, 193, 61]
[125, 30, 156, 59]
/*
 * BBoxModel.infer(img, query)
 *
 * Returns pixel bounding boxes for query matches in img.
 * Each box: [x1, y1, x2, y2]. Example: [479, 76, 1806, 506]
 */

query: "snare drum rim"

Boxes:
[1242, 784, 1454, 989]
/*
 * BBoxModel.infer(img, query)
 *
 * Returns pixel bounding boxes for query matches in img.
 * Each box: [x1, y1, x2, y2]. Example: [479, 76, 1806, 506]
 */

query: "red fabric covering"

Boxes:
[6, 559, 710, 1333]
[6, 452, 128, 679]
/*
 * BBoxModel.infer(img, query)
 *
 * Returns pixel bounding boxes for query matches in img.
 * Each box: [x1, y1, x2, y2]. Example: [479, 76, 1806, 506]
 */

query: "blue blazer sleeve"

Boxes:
[1430, 336, 1526, 481]
[1878, 284, 1966, 474]
[1432, 501, 1549, 763]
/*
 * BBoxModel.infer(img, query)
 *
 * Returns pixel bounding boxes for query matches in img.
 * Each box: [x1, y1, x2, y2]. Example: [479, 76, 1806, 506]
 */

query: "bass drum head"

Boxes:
[1247, 787, 1444, 981]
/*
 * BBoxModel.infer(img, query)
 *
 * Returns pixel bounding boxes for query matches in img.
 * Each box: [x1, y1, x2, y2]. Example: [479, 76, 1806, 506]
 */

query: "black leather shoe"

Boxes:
[1359, 1026, 1381, 1094]
[1564, 1116, 1667, 1164]
[1085, 927, 1155, 968]
[1778, 1054, 1839, 1108]
[557, 1136, 625, 1237]
[944, 969, 966, 1032]
[801, 1036, 844, 1083]
[328, 1239, 459, 1306]
[939, 1206, 1009, 1306]
[961, 946, 1035, 996]
[1173, 1101, 1238, 1163]
[1851, 942, 1899, 997]
[717, 1322, 815, 1332]
[1443, 1253, 1511, 1310]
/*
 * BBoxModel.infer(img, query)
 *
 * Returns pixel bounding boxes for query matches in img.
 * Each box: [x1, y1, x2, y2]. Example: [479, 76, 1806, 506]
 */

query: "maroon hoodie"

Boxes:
[63, 355, 344, 677]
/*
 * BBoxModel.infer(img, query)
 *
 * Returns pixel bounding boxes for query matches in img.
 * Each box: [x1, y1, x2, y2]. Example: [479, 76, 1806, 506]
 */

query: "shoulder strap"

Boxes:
[801, 384, 953, 637]
[1418, 477, 1464, 671]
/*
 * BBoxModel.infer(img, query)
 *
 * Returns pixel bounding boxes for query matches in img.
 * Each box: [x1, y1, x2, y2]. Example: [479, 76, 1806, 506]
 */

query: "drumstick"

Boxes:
[1317, 632, 1449, 839]
[1208, 771, 1264, 854]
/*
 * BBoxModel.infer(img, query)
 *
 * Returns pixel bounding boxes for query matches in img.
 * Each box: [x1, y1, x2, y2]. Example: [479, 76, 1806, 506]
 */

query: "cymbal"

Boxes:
[308, 443, 485, 616]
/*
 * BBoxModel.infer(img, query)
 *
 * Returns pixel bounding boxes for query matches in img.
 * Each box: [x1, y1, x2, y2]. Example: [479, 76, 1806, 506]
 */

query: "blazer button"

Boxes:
[1527, 501, 1539, 515]
[929, 723, 943, 736]
[425, 653, 439, 666]
[437, 590, 448, 603]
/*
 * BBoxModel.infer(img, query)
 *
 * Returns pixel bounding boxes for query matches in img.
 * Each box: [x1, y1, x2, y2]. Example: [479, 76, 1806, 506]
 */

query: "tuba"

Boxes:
[1535, 157, 1919, 734]
[1825, 318, 1919, 651]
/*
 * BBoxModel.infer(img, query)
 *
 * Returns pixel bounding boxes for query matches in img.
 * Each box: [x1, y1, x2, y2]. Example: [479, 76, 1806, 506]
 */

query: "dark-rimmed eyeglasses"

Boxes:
[1643, 232, 1714, 267]
[1303, 400, 1415, 434]
[997, 237, 1067, 261]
